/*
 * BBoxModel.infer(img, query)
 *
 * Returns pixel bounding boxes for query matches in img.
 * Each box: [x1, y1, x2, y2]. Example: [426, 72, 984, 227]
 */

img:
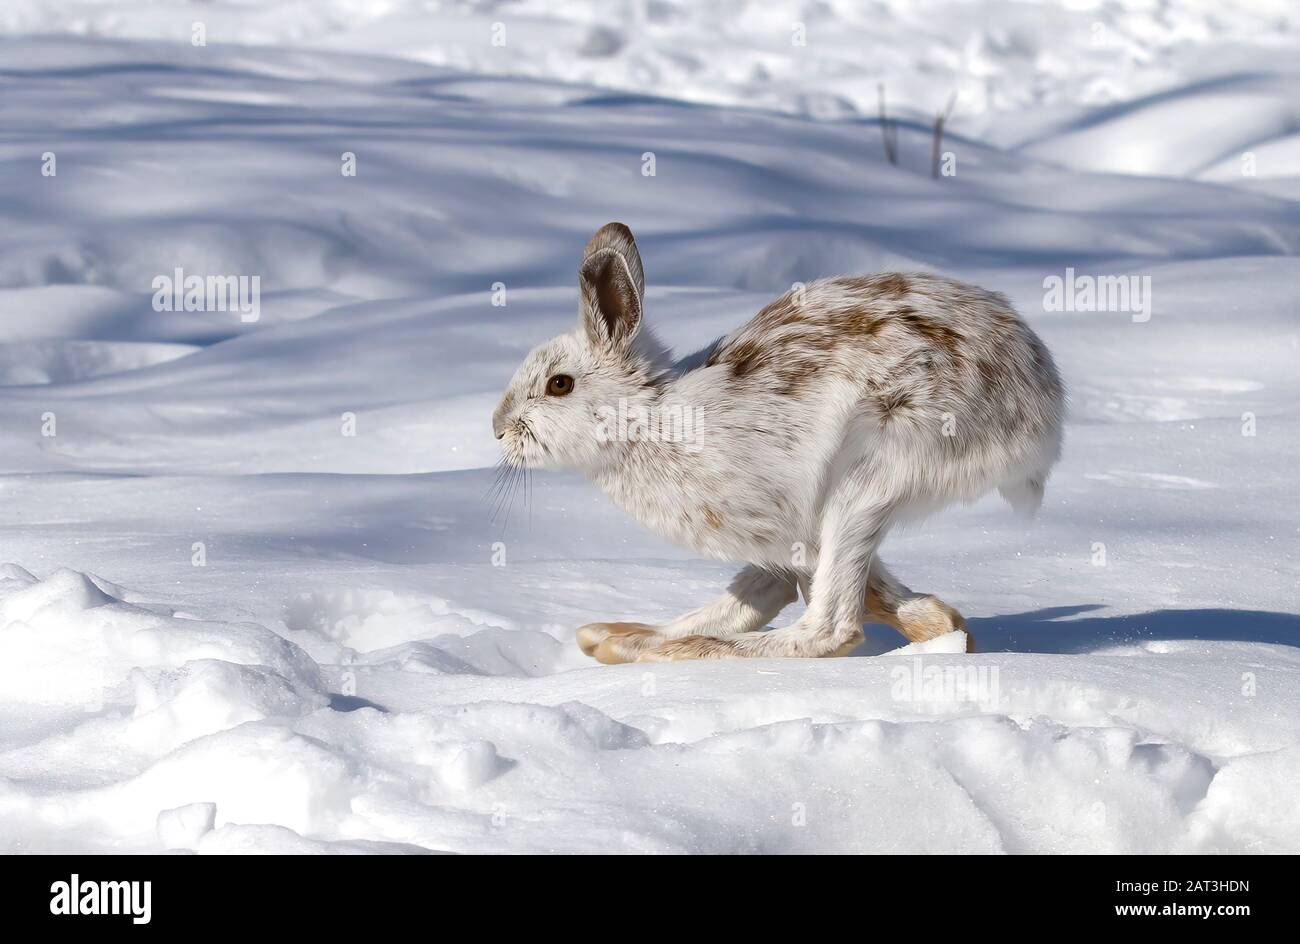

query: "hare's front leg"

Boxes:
[576, 565, 798, 664]
[638, 496, 893, 661]
[866, 561, 973, 652]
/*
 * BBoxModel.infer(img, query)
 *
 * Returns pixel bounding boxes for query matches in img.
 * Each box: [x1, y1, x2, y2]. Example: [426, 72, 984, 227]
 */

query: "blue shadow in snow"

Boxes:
[328, 693, 388, 713]
[858, 604, 1300, 654]
[962, 605, 1298, 654]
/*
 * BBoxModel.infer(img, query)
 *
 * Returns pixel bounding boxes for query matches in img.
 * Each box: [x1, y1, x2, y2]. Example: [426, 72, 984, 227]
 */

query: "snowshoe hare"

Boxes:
[493, 223, 1064, 662]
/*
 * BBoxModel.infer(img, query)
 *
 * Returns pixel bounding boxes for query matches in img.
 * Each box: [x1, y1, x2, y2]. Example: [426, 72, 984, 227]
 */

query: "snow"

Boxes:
[0, 3, 1297, 853]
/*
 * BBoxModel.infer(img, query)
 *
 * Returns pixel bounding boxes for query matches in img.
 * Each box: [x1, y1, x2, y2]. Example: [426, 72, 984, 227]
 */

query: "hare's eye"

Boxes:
[546, 374, 574, 397]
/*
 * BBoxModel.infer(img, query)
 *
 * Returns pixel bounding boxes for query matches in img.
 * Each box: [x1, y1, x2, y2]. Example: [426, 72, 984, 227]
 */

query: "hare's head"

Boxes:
[492, 222, 667, 472]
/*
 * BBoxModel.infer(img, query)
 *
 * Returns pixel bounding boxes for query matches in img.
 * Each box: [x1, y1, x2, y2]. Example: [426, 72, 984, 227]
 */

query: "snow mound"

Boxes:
[1021, 76, 1300, 179]
[0, 566, 323, 710]
[1, 568, 1296, 853]
[0, 340, 197, 385]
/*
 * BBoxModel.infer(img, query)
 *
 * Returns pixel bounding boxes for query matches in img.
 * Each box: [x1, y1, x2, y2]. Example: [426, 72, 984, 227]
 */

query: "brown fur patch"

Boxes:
[843, 305, 886, 337]
[777, 357, 824, 393]
[896, 308, 964, 358]
[708, 295, 808, 380]
[703, 507, 723, 529]
[976, 357, 1005, 392]
[712, 328, 826, 395]
[843, 273, 910, 298]
[728, 338, 764, 379]
[705, 278, 938, 395]
[874, 273, 910, 296]
[877, 388, 913, 424]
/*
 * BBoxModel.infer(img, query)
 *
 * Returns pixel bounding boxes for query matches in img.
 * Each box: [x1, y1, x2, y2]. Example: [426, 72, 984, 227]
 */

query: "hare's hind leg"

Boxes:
[577, 565, 797, 664]
[866, 561, 973, 652]
[637, 494, 892, 661]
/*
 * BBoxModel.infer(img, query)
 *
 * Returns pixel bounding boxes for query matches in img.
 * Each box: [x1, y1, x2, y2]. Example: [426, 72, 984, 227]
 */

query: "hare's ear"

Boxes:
[579, 222, 644, 350]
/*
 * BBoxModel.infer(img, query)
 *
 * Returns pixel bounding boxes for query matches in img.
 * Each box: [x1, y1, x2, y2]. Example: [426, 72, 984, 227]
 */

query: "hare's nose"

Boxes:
[492, 394, 517, 440]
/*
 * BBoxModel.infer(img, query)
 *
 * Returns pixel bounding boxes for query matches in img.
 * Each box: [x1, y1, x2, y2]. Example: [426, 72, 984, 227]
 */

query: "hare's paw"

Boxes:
[594, 627, 665, 664]
[575, 621, 654, 655]
[896, 597, 974, 652]
[576, 622, 661, 664]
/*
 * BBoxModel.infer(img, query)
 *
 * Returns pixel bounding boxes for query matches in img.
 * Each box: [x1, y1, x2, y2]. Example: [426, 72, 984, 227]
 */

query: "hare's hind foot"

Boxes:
[634, 634, 738, 662]
[636, 628, 864, 662]
[865, 565, 973, 652]
[576, 565, 800, 664]
[895, 597, 973, 652]
[576, 622, 663, 664]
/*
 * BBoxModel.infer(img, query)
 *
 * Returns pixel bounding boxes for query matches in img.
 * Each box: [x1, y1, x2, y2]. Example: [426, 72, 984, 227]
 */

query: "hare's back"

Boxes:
[700, 272, 1063, 454]
[710, 273, 1055, 394]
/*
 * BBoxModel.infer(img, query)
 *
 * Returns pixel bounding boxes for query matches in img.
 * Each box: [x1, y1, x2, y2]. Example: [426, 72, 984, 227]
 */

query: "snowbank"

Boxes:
[2, 566, 1296, 853]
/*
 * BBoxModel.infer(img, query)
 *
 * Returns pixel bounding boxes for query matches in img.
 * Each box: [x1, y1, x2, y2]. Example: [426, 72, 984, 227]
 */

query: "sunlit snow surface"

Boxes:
[0, 3, 1297, 852]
